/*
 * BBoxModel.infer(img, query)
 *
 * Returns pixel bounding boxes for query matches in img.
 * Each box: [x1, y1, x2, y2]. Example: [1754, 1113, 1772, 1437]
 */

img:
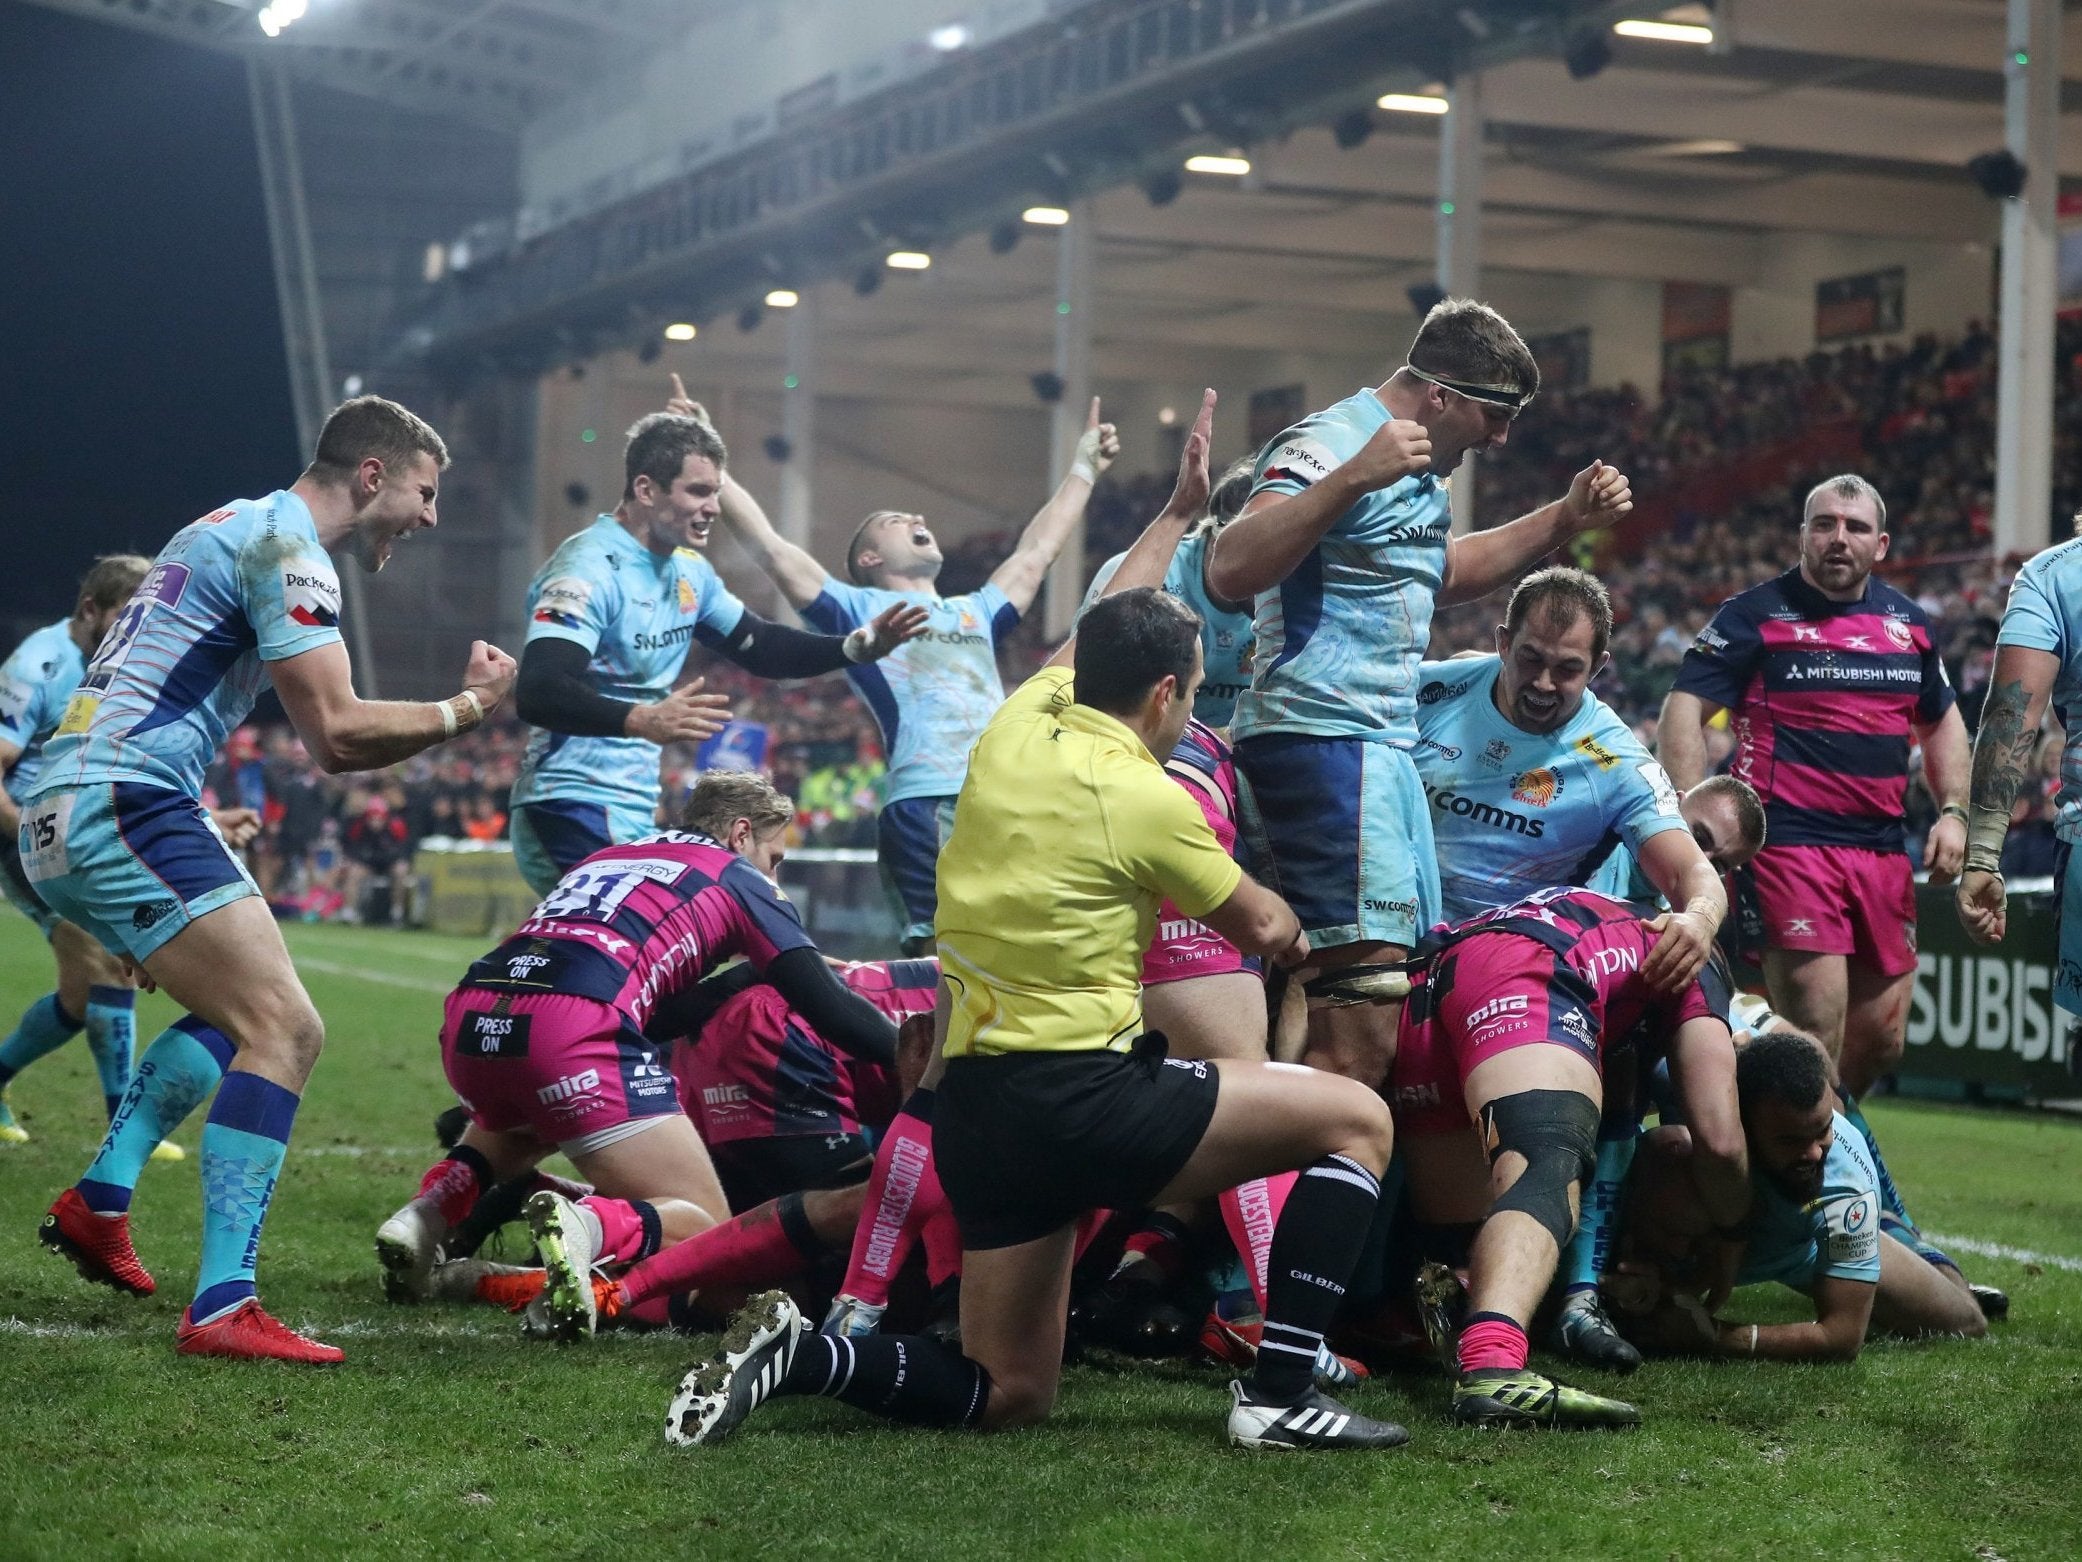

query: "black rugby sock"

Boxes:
[1252, 1152, 1382, 1401]
[782, 1332, 991, 1428]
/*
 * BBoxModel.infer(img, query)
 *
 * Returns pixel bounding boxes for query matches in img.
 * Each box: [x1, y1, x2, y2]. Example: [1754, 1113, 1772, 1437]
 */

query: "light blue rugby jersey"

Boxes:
[1737, 1112, 1884, 1289]
[33, 492, 343, 800]
[1995, 535, 2082, 843]
[511, 515, 748, 828]
[1079, 529, 1253, 727]
[1229, 390, 1452, 747]
[1412, 655, 1685, 923]
[801, 578, 1018, 804]
[0, 622, 86, 803]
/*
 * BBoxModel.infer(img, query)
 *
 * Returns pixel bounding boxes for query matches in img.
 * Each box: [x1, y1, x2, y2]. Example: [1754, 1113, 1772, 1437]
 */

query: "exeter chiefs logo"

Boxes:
[677, 576, 697, 613]
[1510, 768, 1562, 808]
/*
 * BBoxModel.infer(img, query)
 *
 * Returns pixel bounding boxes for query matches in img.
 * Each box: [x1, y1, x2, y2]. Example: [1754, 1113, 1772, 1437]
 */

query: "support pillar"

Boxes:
[249, 60, 379, 690]
[1437, 72, 1485, 535]
[1994, 0, 2060, 560]
[1045, 199, 1096, 641]
[779, 291, 817, 554]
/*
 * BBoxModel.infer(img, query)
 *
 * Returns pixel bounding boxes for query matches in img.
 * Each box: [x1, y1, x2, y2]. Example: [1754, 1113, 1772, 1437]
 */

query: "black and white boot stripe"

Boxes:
[1226, 1381, 1409, 1450]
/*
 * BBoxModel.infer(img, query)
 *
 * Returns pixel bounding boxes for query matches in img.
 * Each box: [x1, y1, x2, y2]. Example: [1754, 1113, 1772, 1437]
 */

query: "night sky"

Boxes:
[0, 3, 295, 634]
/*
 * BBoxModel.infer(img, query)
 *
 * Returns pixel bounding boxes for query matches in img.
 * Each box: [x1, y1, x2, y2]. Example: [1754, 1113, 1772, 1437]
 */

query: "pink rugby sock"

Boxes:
[838, 1095, 938, 1305]
[1219, 1172, 1297, 1313]
[618, 1194, 822, 1309]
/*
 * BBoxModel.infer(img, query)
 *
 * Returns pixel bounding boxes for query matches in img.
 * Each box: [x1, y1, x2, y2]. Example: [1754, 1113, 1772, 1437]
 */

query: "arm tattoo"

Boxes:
[1966, 677, 2039, 868]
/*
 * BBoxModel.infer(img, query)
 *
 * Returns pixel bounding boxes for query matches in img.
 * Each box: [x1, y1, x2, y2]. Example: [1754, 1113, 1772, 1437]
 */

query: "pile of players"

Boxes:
[9, 298, 2009, 1452]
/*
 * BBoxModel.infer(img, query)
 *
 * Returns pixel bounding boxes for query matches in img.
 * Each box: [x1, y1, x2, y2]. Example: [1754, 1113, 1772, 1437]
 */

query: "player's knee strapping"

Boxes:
[1479, 1089, 1600, 1248]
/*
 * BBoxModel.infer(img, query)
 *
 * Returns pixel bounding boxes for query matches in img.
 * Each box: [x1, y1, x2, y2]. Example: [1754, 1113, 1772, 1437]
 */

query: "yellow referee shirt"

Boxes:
[935, 667, 1244, 1057]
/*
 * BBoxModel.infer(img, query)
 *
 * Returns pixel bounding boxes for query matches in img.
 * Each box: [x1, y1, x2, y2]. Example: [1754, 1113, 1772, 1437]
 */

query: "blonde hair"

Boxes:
[683, 770, 793, 839]
[78, 553, 153, 614]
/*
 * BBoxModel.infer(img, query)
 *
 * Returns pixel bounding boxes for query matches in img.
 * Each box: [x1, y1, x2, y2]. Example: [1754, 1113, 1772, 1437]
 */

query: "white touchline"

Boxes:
[295, 955, 453, 994]
[1923, 1232, 2082, 1274]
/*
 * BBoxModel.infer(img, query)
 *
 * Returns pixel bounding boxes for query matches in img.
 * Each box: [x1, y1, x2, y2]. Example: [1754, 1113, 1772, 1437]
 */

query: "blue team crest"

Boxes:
[696, 719, 770, 773]
[677, 576, 697, 614]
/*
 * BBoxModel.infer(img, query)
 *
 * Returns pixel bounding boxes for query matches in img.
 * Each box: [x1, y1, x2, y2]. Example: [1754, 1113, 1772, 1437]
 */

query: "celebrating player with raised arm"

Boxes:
[666, 392, 1411, 1453]
[1207, 299, 1634, 1091]
[677, 374, 1119, 950]
[508, 408, 924, 896]
[28, 396, 517, 1362]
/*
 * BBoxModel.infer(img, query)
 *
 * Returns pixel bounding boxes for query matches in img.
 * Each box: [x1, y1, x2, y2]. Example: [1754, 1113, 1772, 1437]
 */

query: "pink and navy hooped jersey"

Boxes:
[1672, 568, 1953, 851]
[458, 832, 813, 1028]
[678, 958, 939, 1144]
[1418, 887, 1724, 1064]
[1169, 719, 1242, 860]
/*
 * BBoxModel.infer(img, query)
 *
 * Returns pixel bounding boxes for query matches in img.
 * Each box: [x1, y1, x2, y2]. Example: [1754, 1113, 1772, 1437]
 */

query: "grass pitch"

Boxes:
[0, 917, 2078, 1560]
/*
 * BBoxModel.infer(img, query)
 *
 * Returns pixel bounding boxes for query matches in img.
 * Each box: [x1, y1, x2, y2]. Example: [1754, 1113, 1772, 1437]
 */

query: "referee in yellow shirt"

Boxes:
[670, 393, 1407, 1451]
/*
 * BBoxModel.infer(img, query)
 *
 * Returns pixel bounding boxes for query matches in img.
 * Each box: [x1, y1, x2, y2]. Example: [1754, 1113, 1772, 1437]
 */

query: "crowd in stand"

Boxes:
[186, 320, 2079, 918]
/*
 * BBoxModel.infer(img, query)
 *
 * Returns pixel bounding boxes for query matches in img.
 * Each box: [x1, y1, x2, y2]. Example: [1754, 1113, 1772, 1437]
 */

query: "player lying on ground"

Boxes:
[373, 771, 897, 1315]
[668, 391, 1412, 1453]
[1388, 886, 1748, 1427]
[1610, 1028, 1986, 1359]
[31, 395, 517, 1364]
[1548, 775, 1768, 1373]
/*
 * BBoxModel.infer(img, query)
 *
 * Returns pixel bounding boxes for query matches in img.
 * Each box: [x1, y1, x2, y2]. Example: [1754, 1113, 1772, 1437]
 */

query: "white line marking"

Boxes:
[1923, 1232, 2082, 1274]
[287, 934, 474, 964]
[295, 956, 452, 994]
[298, 1144, 423, 1158]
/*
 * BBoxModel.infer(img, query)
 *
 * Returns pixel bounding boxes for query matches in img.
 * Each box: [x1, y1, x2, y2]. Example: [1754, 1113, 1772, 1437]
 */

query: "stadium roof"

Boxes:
[28, 0, 2082, 392]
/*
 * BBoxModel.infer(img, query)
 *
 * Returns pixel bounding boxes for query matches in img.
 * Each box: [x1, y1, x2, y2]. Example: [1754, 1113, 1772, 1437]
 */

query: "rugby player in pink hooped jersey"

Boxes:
[374, 771, 899, 1325]
[1657, 474, 1970, 1102]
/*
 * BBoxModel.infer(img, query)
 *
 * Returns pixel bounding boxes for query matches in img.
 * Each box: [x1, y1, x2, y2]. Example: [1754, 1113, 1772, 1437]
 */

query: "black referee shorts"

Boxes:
[934, 1033, 1220, 1250]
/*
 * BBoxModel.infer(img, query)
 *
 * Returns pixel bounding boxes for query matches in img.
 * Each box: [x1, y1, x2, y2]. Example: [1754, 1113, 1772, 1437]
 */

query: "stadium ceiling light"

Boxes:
[257, 0, 309, 36]
[929, 24, 970, 51]
[1377, 93, 1449, 115]
[663, 322, 698, 341]
[1023, 206, 1070, 226]
[1647, 138, 1745, 157]
[764, 289, 800, 308]
[886, 251, 932, 270]
[1613, 19, 1714, 45]
[1185, 153, 1251, 176]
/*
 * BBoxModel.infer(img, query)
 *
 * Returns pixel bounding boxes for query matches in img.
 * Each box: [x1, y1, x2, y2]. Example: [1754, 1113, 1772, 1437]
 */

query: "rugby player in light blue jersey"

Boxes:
[1081, 457, 1257, 727]
[1961, 527, 2082, 988]
[26, 396, 518, 1364]
[1615, 1030, 1986, 1359]
[508, 407, 925, 898]
[1411, 569, 1748, 1372]
[0, 555, 153, 1144]
[1206, 298, 1637, 1087]
[687, 377, 1121, 951]
[1414, 568, 1723, 928]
